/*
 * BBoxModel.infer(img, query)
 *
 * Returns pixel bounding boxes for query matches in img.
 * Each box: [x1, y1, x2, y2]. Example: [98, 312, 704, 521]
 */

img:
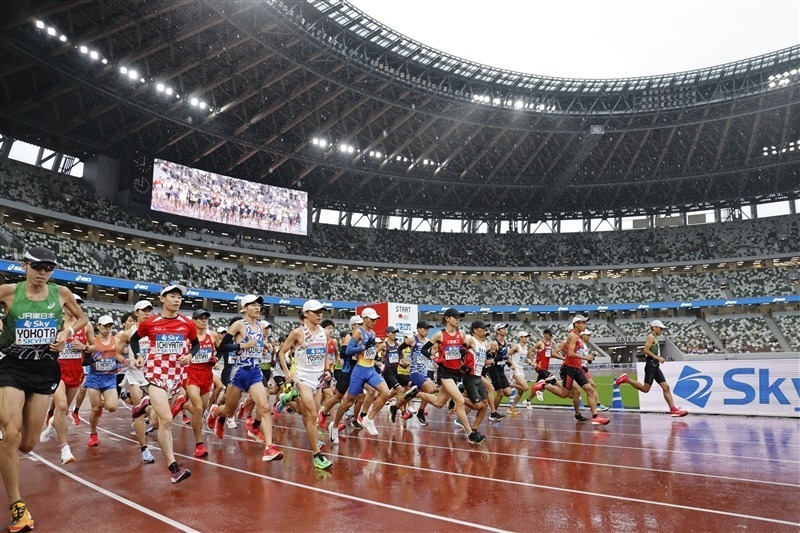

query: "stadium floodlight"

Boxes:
[101, 58, 107, 64]
[198, 101, 206, 109]
[368, 150, 373, 156]
[47, 27, 56, 36]
[514, 100, 523, 109]
[120, 66, 128, 74]
[347, 146, 354, 153]
[312, 138, 320, 145]
[89, 51, 99, 60]
[79, 45, 88, 54]
[128, 70, 138, 80]
[165, 87, 173, 95]
[35, 20, 45, 29]
[139, 77, 145, 83]
[375, 151, 381, 158]
[156, 83, 165, 92]
[319, 139, 327, 148]
[190, 97, 199, 106]
[339, 143, 347, 152]
[59, 35, 67, 42]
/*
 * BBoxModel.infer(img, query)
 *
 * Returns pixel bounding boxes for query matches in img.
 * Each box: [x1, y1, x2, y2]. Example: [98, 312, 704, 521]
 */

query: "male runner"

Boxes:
[560, 316, 610, 426]
[186, 309, 217, 458]
[85, 315, 126, 446]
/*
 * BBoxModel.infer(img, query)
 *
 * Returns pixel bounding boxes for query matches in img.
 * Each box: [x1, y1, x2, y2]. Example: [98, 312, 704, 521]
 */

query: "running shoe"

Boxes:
[236, 402, 246, 419]
[351, 418, 363, 430]
[524, 400, 533, 410]
[145, 422, 155, 434]
[453, 417, 463, 428]
[60, 444, 75, 465]
[130, 422, 136, 436]
[406, 402, 418, 414]
[45, 411, 53, 428]
[71, 411, 80, 425]
[279, 386, 298, 405]
[170, 396, 187, 419]
[403, 385, 419, 401]
[194, 443, 209, 458]
[592, 415, 611, 426]
[206, 405, 219, 430]
[361, 416, 379, 436]
[389, 405, 398, 423]
[170, 466, 191, 484]
[535, 390, 544, 402]
[8, 500, 34, 533]
[337, 422, 345, 431]
[489, 412, 504, 422]
[39, 419, 55, 443]
[183, 414, 191, 425]
[214, 419, 226, 439]
[468, 430, 486, 444]
[247, 427, 266, 442]
[226, 417, 237, 429]
[575, 413, 589, 422]
[142, 448, 155, 464]
[401, 410, 412, 421]
[416, 412, 428, 426]
[614, 373, 630, 386]
[597, 404, 610, 412]
[670, 407, 688, 417]
[131, 396, 150, 419]
[262, 446, 284, 462]
[328, 421, 339, 445]
[317, 409, 328, 430]
[87, 433, 99, 446]
[313, 453, 333, 470]
[317, 440, 326, 450]
[507, 407, 520, 416]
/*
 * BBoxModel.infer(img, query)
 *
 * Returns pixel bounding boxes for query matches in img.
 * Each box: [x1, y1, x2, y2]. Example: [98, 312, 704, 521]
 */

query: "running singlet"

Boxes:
[466, 336, 488, 377]
[647, 336, 661, 367]
[563, 330, 585, 369]
[436, 329, 465, 371]
[384, 341, 399, 371]
[137, 314, 197, 362]
[89, 336, 118, 374]
[357, 327, 377, 368]
[510, 344, 525, 368]
[535, 340, 552, 370]
[410, 335, 428, 375]
[236, 321, 264, 368]
[0, 282, 62, 361]
[190, 333, 215, 366]
[60, 326, 87, 362]
[293, 324, 328, 373]
[494, 339, 509, 365]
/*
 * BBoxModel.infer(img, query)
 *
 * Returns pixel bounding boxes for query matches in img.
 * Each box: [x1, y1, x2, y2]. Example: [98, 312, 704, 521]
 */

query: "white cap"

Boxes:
[571, 315, 590, 325]
[240, 294, 263, 308]
[403, 331, 414, 338]
[72, 293, 84, 304]
[581, 329, 593, 336]
[302, 299, 324, 313]
[517, 331, 530, 338]
[361, 307, 380, 320]
[651, 320, 666, 329]
[97, 315, 114, 326]
[134, 300, 153, 311]
[374, 337, 383, 343]
[160, 284, 186, 297]
[216, 327, 227, 334]
[259, 320, 272, 329]
[349, 315, 364, 326]
[494, 322, 509, 331]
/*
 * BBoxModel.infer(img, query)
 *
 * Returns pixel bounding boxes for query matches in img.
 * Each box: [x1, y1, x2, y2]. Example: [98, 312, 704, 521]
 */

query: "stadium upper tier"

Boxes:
[1, 1, 798, 220]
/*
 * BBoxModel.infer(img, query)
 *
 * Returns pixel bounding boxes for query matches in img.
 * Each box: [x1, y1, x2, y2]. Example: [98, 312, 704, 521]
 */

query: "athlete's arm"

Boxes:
[551, 340, 566, 361]
[345, 329, 365, 356]
[643, 334, 663, 363]
[54, 286, 86, 352]
[0, 283, 14, 334]
[277, 329, 300, 379]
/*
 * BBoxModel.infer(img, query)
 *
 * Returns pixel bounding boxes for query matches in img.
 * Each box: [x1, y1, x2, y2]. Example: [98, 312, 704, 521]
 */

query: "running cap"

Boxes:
[192, 309, 211, 319]
[160, 284, 186, 297]
[23, 246, 58, 265]
[349, 315, 364, 326]
[581, 329, 593, 336]
[571, 314, 590, 325]
[650, 320, 667, 329]
[386, 326, 398, 334]
[97, 315, 114, 326]
[302, 299, 325, 313]
[494, 322, 509, 331]
[72, 293, 84, 304]
[260, 320, 272, 329]
[134, 300, 154, 311]
[361, 307, 380, 320]
[416, 321, 432, 329]
[216, 327, 227, 334]
[443, 308, 464, 318]
[470, 319, 490, 332]
[517, 331, 530, 338]
[403, 331, 415, 338]
[240, 294, 263, 308]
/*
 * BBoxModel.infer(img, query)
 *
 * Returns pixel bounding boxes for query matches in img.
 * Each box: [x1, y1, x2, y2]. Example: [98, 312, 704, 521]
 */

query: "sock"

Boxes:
[359, 412, 367, 418]
[141, 446, 147, 452]
[252, 420, 261, 429]
[73, 407, 79, 413]
[592, 414, 598, 418]
[219, 416, 227, 424]
[196, 442, 203, 447]
[168, 461, 180, 473]
[48, 408, 54, 416]
[314, 452, 323, 459]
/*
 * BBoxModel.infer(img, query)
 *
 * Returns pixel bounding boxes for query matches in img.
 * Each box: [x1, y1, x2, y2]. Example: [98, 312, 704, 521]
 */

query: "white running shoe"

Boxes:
[60, 444, 75, 465]
[39, 420, 56, 443]
[142, 448, 155, 464]
[328, 421, 339, 445]
[362, 416, 379, 436]
[536, 390, 544, 402]
[226, 418, 238, 429]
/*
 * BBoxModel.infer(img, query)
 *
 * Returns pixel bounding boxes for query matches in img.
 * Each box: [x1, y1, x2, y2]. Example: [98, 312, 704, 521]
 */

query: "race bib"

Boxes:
[306, 346, 326, 367]
[243, 342, 263, 364]
[15, 318, 57, 345]
[227, 354, 237, 365]
[155, 334, 185, 355]
[193, 348, 212, 364]
[95, 358, 116, 372]
[388, 350, 399, 364]
[545, 347, 552, 358]
[364, 346, 377, 360]
[138, 339, 150, 358]
[60, 345, 83, 360]
[444, 346, 461, 361]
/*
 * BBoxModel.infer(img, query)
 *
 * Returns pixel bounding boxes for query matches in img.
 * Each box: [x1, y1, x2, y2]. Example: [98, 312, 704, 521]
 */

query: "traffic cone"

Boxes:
[612, 381, 623, 409]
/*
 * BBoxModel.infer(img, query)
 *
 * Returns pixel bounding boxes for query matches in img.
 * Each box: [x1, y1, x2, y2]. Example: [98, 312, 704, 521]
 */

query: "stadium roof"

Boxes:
[0, 0, 798, 221]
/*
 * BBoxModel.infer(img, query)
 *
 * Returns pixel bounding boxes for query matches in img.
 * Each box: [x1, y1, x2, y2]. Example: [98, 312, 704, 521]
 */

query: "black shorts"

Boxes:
[560, 365, 590, 390]
[437, 366, 462, 383]
[221, 368, 232, 387]
[384, 372, 401, 390]
[115, 373, 125, 395]
[335, 370, 352, 395]
[462, 374, 488, 403]
[488, 365, 510, 390]
[536, 369, 557, 383]
[396, 374, 410, 387]
[644, 362, 666, 386]
[0, 355, 61, 396]
[333, 369, 343, 385]
[261, 368, 272, 386]
[273, 375, 285, 388]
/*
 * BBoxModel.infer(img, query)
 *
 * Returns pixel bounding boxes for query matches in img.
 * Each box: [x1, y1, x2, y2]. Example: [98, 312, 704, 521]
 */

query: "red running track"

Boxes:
[7, 404, 800, 532]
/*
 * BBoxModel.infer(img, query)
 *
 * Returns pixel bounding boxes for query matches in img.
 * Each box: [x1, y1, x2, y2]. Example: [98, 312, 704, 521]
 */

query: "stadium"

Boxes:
[0, 0, 798, 531]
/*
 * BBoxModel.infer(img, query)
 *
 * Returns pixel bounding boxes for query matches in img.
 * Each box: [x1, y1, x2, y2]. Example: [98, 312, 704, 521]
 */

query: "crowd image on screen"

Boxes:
[151, 159, 308, 236]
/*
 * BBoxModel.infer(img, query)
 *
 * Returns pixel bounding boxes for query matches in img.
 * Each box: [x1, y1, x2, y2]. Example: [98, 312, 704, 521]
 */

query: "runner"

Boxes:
[459, 320, 493, 433]
[506, 331, 531, 415]
[278, 299, 333, 469]
[0, 246, 87, 532]
[84, 315, 126, 447]
[129, 284, 198, 483]
[488, 323, 513, 418]
[560, 316, 610, 426]
[186, 309, 217, 458]
[527, 328, 578, 416]
[578, 329, 610, 411]
[615, 320, 688, 417]
[402, 321, 435, 426]
[317, 316, 360, 432]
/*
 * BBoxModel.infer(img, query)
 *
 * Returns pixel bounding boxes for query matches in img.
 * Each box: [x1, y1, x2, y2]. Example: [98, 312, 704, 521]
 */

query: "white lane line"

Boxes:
[29, 452, 200, 533]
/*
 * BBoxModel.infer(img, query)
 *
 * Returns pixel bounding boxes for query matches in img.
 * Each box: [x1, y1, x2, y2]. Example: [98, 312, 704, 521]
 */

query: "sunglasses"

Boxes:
[29, 262, 56, 272]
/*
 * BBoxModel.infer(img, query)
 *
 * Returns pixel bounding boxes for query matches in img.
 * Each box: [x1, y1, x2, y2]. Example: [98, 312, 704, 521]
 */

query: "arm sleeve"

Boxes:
[421, 341, 434, 359]
[189, 337, 200, 356]
[129, 331, 141, 358]
[345, 337, 364, 356]
[216, 333, 239, 354]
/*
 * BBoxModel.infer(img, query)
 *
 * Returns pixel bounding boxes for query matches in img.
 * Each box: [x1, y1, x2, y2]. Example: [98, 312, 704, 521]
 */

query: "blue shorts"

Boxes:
[83, 373, 117, 392]
[410, 372, 428, 389]
[348, 365, 384, 397]
[231, 366, 263, 392]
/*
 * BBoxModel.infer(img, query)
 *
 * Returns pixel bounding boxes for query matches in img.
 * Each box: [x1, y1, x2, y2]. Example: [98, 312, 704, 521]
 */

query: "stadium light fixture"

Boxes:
[190, 97, 199, 106]
[79, 45, 88, 54]
[165, 87, 173, 95]
[312, 138, 319, 145]
[35, 20, 45, 29]
[89, 50, 99, 60]
[156, 83, 165, 92]
[59, 35, 67, 42]
[128, 70, 138, 80]
[374, 151, 381, 158]
[47, 27, 56, 36]
[120, 66, 128, 74]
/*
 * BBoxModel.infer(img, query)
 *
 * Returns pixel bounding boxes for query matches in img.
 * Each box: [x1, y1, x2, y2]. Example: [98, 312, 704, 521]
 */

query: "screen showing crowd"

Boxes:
[150, 158, 308, 236]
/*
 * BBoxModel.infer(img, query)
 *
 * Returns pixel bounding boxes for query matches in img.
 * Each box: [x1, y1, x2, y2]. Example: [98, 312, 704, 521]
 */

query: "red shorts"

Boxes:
[58, 361, 85, 389]
[185, 365, 213, 396]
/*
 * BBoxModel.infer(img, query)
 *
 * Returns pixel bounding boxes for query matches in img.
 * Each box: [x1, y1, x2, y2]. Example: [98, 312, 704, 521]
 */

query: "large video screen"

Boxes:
[150, 158, 308, 236]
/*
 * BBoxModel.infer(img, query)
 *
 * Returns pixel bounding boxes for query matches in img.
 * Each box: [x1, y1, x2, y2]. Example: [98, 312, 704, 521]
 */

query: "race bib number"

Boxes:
[243, 343, 263, 364]
[155, 334, 185, 355]
[444, 346, 461, 361]
[364, 346, 377, 360]
[95, 358, 116, 372]
[388, 351, 399, 364]
[545, 347, 552, 358]
[60, 345, 83, 360]
[15, 319, 57, 345]
[193, 348, 212, 364]
[227, 354, 237, 365]
[138, 339, 150, 358]
[306, 346, 326, 367]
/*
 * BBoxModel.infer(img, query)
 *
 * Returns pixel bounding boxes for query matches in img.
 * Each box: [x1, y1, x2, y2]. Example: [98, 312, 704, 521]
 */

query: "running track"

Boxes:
[13, 406, 800, 532]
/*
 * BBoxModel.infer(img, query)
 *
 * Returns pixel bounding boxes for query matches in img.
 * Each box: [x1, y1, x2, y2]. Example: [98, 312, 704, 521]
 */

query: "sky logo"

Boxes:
[674, 365, 714, 408]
